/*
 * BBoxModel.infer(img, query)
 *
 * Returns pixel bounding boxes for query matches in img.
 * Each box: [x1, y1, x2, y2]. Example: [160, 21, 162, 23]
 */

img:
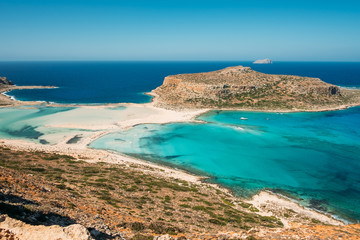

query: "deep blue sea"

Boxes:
[0, 61, 359, 103]
[1, 61, 360, 222]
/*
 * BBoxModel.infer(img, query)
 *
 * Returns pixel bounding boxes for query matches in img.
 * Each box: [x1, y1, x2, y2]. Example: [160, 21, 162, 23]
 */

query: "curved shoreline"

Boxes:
[0, 85, 353, 226]
[0, 85, 57, 107]
[0, 136, 346, 227]
[92, 147, 349, 226]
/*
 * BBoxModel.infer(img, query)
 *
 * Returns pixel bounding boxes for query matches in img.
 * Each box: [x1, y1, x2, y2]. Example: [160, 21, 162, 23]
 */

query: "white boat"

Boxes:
[240, 117, 248, 120]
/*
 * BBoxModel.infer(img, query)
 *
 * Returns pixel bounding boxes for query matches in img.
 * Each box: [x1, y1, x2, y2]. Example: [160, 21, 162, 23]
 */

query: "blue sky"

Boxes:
[1, 0, 360, 61]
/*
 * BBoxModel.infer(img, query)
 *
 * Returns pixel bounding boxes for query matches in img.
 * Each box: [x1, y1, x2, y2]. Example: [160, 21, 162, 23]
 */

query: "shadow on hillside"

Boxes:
[0, 200, 75, 227]
[0, 192, 39, 206]
[0, 192, 120, 239]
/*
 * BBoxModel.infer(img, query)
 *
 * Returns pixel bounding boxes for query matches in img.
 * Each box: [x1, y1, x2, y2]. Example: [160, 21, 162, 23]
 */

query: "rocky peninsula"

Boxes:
[0, 76, 56, 107]
[152, 66, 360, 111]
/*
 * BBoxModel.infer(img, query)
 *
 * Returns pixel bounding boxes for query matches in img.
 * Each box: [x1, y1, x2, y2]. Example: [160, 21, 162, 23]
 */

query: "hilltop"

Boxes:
[152, 66, 360, 111]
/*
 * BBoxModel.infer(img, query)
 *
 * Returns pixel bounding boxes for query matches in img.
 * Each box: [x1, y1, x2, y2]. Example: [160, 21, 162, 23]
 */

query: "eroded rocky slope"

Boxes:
[0, 77, 13, 86]
[153, 66, 360, 110]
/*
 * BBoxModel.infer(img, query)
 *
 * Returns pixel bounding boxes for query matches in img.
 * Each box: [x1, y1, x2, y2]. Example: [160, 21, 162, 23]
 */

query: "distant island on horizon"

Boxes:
[253, 59, 272, 64]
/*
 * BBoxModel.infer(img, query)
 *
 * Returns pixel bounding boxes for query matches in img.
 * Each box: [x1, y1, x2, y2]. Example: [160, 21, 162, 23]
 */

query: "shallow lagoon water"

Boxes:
[0, 106, 78, 144]
[90, 107, 360, 222]
[0, 105, 132, 144]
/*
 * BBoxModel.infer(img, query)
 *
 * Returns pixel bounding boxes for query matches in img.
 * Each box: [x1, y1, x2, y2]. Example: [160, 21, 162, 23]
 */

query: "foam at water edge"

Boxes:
[1, 91, 17, 101]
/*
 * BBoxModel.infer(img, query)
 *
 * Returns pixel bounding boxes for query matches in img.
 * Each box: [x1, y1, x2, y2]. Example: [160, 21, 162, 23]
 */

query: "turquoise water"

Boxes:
[0, 106, 93, 144]
[90, 107, 360, 222]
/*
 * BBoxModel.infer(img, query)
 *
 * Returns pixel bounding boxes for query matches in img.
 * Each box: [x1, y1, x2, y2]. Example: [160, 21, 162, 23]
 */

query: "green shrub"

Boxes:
[192, 205, 207, 211]
[132, 234, 153, 240]
[222, 198, 234, 206]
[208, 218, 226, 226]
[179, 204, 191, 208]
[239, 202, 251, 208]
[149, 222, 165, 234]
[56, 184, 66, 189]
[246, 236, 258, 240]
[311, 218, 321, 224]
[131, 222, 145, 231]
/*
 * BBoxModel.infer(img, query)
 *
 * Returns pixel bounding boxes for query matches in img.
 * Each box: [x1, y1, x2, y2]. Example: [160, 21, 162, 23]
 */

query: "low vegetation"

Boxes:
[1, 146, 358, 239]
[0, 147, 283, 239]
[154, 66, 360, 111]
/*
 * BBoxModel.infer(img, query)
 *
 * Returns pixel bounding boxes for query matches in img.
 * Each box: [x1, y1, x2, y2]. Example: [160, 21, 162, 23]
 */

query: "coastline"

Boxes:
[0, 137, 345, 228]
[1, 85, 360, 113]
[147, 89, 360, 113]
[0, 85, 353, 227]
[0, 85, 57, 107]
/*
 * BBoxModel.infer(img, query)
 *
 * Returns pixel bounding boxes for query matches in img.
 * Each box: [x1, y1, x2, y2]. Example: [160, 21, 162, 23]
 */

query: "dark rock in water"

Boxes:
[164, 155, 183, 160]
[66, 135, 82, 144]
[5, 125, 43, 139]
[309, 198, 328, 212]
[0, 77, 14, 85]
[39, 139, 50, 145]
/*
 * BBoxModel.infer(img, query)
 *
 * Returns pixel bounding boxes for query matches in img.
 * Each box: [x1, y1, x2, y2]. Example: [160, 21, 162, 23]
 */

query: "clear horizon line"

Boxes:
[0, 59, 360, 63]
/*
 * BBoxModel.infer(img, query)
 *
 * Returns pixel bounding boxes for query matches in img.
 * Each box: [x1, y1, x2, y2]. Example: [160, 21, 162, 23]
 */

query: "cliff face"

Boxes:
[153, 66, 348, 110]
[0, 77, 13, 86]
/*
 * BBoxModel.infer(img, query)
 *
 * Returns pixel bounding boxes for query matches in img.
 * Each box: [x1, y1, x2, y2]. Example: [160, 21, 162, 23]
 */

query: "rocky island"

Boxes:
[253, 59, 272, 64]
[152, 66, 360, 111]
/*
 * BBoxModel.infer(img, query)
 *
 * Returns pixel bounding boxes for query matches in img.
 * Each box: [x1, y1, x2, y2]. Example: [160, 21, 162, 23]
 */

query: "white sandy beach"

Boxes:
[247, 191, 344, 227]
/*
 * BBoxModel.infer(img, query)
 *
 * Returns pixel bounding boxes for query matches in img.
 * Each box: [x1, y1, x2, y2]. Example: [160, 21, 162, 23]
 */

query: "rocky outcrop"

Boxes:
[0, 77, 13, 86]
[253, 59, 272, 64]
[0, 215, 93, 240]
[153, 66, 348, 110]
[0, 77, 56, 106]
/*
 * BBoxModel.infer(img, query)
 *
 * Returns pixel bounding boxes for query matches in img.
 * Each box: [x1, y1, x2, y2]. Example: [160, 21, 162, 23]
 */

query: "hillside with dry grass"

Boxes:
[0, 147, 360, 239]
[153, 66, 360, 111]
